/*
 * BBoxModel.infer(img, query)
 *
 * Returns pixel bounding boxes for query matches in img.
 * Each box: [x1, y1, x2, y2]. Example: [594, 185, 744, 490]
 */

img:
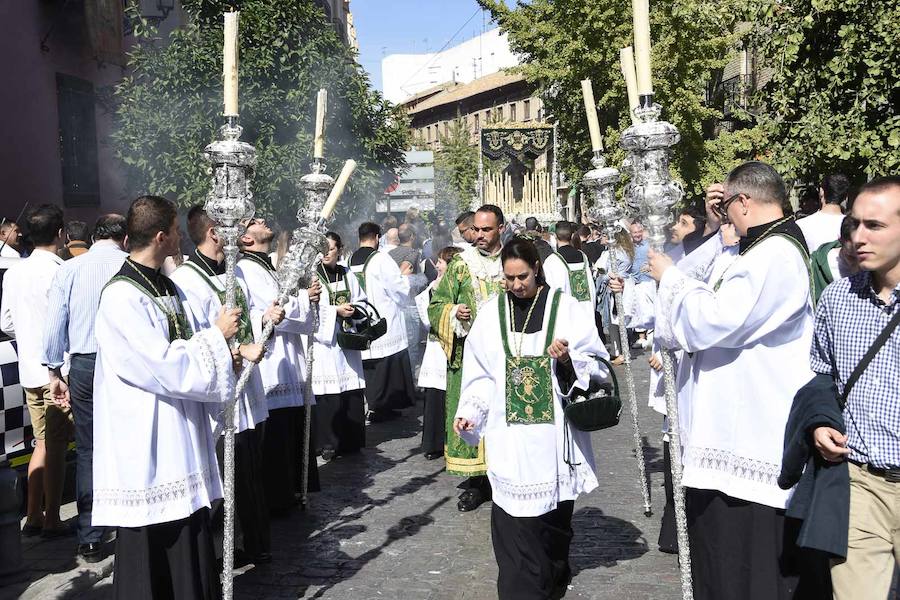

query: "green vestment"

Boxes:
[427, 249, 504, 476]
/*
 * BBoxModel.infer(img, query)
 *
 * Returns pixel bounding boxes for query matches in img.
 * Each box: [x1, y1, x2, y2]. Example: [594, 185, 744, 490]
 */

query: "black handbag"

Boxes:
[336, 300, 388, 351]
[563, 356, 622, 431]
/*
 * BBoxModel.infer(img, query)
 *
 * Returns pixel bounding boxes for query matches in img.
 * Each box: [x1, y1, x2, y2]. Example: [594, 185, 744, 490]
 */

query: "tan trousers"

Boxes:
[831, 462, 900, 600]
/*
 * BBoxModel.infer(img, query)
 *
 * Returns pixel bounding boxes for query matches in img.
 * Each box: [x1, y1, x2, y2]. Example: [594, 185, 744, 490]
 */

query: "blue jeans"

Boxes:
[69, 354, 104, 544]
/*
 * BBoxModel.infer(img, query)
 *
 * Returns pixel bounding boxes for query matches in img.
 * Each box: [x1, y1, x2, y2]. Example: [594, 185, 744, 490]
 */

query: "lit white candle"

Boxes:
[314, 89, 327, 159]
[321, 159, 357, 220]
[632, 0, 653, 96]
[580, 79, 603, 152]
[620, 47, 640, 124]
[223, 11, 239, 117]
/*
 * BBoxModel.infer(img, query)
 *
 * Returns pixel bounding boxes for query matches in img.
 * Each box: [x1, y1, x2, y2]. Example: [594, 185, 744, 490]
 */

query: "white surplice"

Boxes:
[171, 263, 268, 432]
[311, 265, 367, 395]
[235, 256, 316, 410]
[455, 292, 609, 518]
[92, 280, 234, 527]
[415, 282, 446, 391]
[350, 250, 410, 361]
[542, 249, 597, 310]
[654, 234, 814, 509]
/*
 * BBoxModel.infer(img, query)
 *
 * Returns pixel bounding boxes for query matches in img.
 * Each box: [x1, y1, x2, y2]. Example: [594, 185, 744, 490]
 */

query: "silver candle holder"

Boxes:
[581, 152, 651, 518]
[203, 115, 256, 600]
[620, 96, 693, 600]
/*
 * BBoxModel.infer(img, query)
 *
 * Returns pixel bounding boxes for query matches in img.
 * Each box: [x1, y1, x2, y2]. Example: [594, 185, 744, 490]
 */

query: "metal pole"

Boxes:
[203, 115, 257, 600]
[620, 97, 693, 600]
[581, 153, 652, 517]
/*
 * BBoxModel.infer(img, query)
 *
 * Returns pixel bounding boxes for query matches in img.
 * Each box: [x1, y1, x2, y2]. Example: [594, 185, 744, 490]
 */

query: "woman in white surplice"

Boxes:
[453, 237, 609, 600]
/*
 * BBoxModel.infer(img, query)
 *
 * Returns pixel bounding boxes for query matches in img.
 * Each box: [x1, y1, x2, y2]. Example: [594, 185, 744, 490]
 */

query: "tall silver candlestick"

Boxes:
[620, 96, 692, 600]
[203, 115, 256, 600]
[297, 159, 333, 508]
[582, 151, 651, 518]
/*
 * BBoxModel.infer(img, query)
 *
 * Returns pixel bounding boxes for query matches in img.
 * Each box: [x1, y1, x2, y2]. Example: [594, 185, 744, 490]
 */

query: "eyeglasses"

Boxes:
[714, 193, 744, 220]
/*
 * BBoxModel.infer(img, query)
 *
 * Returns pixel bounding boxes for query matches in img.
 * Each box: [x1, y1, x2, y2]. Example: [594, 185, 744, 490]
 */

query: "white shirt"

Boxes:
[655, 235, 814, 508]
[350, 250, 410, 360]
[1, 249, 64, 387]
[92, 280, 234, 527]
[0, 244, 20, 258]
[796, 210, 844, 252]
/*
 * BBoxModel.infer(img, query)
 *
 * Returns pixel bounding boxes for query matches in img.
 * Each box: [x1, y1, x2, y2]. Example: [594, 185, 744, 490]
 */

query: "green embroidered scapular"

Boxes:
[554, 251, 591, 302]
[105, 276, 194, 342]
[318, 266, 351, 306]
[182, 262, 253, 345]
[352, 251, 378, 293]
[499, 289, 561, 425]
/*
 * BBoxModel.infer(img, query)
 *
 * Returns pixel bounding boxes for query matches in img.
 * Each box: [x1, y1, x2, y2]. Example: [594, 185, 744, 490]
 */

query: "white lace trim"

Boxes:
[94, 467, 214, 508]
[456, 392, 489, 427]
[684, 446, 781, 486]
[264, 381, 305, 399]
[194, 328, 233, 402]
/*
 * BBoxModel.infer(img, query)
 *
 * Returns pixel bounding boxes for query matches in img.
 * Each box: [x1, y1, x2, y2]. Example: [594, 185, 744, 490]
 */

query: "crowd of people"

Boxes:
[0, 160, 898, 600]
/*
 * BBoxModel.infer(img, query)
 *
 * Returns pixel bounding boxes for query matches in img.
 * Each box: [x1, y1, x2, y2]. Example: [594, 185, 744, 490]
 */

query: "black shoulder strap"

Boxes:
[840, 306, 900, 408]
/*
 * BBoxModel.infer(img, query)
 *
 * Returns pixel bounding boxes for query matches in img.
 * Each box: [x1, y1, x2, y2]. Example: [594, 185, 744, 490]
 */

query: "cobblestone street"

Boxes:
[6, 360, 681, 600]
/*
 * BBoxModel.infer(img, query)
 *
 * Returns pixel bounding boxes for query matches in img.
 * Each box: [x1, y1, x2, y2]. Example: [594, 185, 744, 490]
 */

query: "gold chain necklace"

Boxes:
[125, 258, 184, 339]
[509, 286, 543, 360]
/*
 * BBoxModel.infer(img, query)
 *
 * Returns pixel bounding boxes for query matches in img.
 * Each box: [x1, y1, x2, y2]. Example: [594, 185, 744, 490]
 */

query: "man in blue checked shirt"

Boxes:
[42, 214, 127, 563]
[811, 176, 900, 600]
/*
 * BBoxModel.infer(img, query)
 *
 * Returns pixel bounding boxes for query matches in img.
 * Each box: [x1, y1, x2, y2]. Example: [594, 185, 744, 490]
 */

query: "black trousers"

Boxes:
[686, 488, 830, 600]
[362, 349, 416, 413]
[69, 353, 105, 545]
[113, 507, 220, 600]
[212, 427, 269, 557]
[262, 406, 320, 514]
[313, 389, 365, 455]
[421, 387, 445, 455]
[657, 440, 677, 552]
[491, 501, 575, 600]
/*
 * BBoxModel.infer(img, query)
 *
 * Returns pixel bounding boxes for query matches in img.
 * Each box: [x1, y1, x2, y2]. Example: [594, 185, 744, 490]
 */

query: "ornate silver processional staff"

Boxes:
[620, 2, 693, 597]
[203, 11, 254, 600]
[579, 79, 651, 518]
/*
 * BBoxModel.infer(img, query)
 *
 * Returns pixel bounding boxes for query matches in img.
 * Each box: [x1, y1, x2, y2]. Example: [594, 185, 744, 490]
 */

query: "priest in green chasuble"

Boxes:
[428, 204, 506, 512]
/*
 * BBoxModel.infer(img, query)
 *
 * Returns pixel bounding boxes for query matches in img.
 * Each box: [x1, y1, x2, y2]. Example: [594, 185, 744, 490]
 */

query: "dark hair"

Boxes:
[524, 216, 540, 231]
[126, 195, 177, 250]
[358, 221, 381, 241]
[93, 214, 127, 241]
[476, 204, 505, 226]
[455, 211, 474, 226]
[856, 175, 900, 200]
[725, 161, 787, 206]
[326, 231, 343, 249]
[186, 204, 215, 246]
[577, 225, 591, 240]
[438, 245, 463, 264]
[65, 220, 90, 242]
[500, 236, 545, 284]
[23, 204, 64, 246]
[821, 173, 850, 205]
[678, 204, 706, 222]
[839, 215, 854, 242]
[555, 220, 575, 243]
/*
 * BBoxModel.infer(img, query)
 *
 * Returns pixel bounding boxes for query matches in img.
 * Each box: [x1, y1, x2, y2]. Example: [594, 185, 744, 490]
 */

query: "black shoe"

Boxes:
[78, 543, 104, 563]
[457, 488, 489, 512]
[424, 451, 443, 460]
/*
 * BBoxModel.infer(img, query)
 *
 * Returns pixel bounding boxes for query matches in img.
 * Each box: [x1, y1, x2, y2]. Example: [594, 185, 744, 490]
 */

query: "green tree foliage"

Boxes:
[479, 0, 742, 199]
[113, 0, 408, 225]
[747, 0, 900, 183]
[434, 118, 479, 214]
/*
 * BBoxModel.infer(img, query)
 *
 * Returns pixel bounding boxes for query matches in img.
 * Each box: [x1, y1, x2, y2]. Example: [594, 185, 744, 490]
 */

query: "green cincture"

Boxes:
[105, 276, 194, 342]
[553, 251, 591, 302]
[499, 289, 561, 426]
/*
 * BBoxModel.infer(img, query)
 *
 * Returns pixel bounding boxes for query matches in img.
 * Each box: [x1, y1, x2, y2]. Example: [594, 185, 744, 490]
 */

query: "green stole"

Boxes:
[552, 250, 591, 302]
[105, 276, 194, 342]
[499, 289, 561, 425]
[181, 261, 253, 344]
[318, 266, 351, 306]
[352, 251, 378, 293]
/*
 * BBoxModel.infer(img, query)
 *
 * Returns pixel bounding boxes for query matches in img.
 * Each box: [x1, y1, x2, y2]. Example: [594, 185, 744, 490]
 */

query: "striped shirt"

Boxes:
[42, 241, 127, 368]
[810, 271, 900, 469]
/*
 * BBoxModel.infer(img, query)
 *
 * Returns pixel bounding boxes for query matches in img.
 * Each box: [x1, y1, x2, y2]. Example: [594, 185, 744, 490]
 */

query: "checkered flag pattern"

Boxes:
[0, 339, 33, 465]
